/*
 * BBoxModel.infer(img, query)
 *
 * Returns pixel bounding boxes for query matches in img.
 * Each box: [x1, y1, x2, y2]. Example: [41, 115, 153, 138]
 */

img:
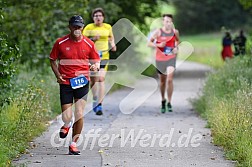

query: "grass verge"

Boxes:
[192, 55, 252, 166]
[0, 65, 60, 166]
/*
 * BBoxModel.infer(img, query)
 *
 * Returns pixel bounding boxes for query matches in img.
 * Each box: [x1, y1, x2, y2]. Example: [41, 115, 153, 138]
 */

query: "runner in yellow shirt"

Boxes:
[83, 7, 116, 115]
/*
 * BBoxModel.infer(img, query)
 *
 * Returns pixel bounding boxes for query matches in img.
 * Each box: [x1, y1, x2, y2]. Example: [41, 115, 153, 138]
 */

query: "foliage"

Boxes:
[239, 0, 252, 10]
[173, 0, 251, 34]
[193, 54, 252, 166]
[2, 0, 89, 68]
[0, 1, 20, 106]
[86, 0, 161, 33]
[208, 89, 252, 167]
[0, 79, 51, 166]
[0, 64, 61, 165]
[16, 64, 61, 115]
[1, 0, 162, 69]
[0, 33, 20, 104]
[246, 29, 252, 55]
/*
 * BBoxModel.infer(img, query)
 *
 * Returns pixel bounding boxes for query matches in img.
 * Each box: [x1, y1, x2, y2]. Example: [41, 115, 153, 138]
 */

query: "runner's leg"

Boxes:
[72, 98, 86, 142]
[159, 74, 167, 101]
[167, 66, 175, 103]
[61, 104, 73, 126]
[98, 69, 107, 104]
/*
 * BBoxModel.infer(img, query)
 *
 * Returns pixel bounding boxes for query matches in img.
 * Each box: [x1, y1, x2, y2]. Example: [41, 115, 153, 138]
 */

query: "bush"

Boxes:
[0, 32, 20, 106]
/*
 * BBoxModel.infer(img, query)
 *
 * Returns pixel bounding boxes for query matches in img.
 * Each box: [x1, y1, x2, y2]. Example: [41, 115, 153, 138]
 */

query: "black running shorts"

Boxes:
[60, 83, 89, 105]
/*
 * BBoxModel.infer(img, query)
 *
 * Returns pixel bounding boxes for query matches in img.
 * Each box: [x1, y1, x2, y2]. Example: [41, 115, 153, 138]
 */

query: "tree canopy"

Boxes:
[172, 0, 251, 34]
[1, 0, 161, 68]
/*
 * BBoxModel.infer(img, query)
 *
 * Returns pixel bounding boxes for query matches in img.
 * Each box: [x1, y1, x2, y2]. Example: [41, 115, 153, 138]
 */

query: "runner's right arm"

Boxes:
[148, 29, 165, 48]
[148, 29, 158, 48]
[49, 41, 66, 83]
[50, 60, 66, 83]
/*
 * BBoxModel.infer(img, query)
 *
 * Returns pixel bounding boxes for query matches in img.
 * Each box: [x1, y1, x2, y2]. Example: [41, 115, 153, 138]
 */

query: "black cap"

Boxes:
[69, 15, 84, 27]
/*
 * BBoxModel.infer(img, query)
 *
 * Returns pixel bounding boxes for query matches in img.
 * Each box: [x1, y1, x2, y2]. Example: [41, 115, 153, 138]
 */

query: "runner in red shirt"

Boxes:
[148, 14, 179, 113]
[49, 15, 100, 155]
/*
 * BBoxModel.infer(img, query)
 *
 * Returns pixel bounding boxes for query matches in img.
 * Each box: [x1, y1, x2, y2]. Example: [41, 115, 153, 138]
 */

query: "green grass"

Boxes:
[0, 82, 49, 166]
[0, 65, 60, 166]
[192, 55, 252, 166]
[180, 33, 224, 68]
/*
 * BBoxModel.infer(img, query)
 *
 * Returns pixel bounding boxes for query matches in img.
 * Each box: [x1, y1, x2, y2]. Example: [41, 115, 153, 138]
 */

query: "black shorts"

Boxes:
[156, 58, 176, 75]
[60, 83, 89, 105]
[100, 60, 109, 69]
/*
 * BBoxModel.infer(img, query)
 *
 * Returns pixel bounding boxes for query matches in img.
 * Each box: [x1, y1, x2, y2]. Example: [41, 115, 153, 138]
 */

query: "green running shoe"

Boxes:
[161, 100, 166, 113]
[167, 102, 173, 112]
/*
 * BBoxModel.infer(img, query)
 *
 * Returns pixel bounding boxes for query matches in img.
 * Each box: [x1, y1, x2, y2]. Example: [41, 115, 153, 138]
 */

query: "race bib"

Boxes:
[70, 75, 88, 89]
[163, 46, 173, 56]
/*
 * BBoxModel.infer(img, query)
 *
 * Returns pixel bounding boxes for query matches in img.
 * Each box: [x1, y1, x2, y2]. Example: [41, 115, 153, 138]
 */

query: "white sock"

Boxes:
[70, 142, 76, 147]
[64, 121, 72, 128]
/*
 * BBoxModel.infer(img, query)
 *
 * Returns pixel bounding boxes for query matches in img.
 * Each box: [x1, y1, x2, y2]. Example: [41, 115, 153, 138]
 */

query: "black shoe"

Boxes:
[161, 100, 166, 113]
[167, 102, 172, 112]
[96, 110, 103, 115]
[95, 104, 103, 115]
[59, 125, 70, 139]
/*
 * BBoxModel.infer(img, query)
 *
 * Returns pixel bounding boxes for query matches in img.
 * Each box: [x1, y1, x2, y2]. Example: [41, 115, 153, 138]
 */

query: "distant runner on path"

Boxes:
[83, 7, 116, 116]
[148, 14, 179, 113]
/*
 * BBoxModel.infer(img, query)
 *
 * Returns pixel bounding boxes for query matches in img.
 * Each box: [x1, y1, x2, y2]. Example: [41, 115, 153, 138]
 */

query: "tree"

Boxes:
[173, 0, 250, 34]
[239, 0, 252, 10]
[0, 0, 20, 105]
[1, 0, 162, 68]
[2, 0, 89, 68]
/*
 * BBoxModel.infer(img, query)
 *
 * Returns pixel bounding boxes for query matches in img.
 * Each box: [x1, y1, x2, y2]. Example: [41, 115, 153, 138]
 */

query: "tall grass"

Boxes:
[193, 55, 252, 166]
[0, 65, 60, 166]
[0, 82, 49, 166]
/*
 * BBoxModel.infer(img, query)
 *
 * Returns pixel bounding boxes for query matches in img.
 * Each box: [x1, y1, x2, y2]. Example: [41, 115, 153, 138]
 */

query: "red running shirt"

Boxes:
[156, 29, 178, 61]
[49, 34, 100, 85]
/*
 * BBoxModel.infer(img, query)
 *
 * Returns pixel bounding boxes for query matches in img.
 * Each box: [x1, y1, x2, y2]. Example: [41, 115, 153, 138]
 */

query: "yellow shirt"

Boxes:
[83, 23, 113, 60]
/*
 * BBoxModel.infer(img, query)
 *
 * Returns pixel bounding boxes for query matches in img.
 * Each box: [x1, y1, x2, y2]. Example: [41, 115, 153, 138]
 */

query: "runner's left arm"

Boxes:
[175, 29, 180, 46]
[173, 29, 180, 54]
